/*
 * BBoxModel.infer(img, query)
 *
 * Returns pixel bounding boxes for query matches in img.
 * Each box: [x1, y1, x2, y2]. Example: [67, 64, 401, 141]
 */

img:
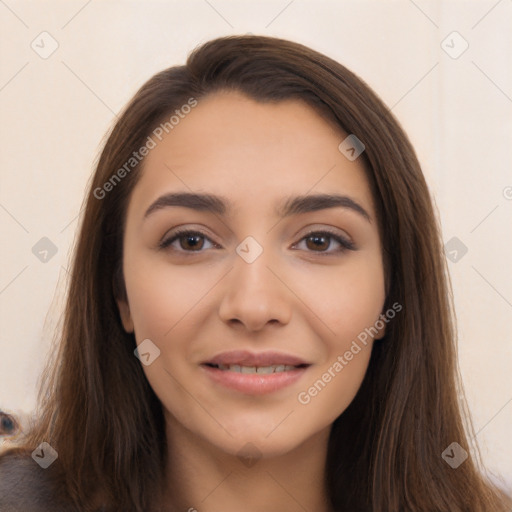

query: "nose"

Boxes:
[218, 242, 292, 332]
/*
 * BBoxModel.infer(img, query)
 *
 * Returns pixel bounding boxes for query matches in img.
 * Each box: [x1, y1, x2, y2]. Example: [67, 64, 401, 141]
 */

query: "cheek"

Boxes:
[296, 346, 373, 426]
[122, 252, 213, 338]
[292, 255, 384, 416]
[122, 259, 202, 419]
[122, 255, 216, 396]
[297, 252, 386, 344]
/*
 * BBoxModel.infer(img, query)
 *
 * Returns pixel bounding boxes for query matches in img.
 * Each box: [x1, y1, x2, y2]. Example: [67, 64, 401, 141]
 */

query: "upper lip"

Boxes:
[203, 350, 310, 367]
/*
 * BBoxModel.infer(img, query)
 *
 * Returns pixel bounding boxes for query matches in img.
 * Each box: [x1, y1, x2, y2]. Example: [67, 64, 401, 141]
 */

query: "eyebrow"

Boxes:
[144, 192, 371, 222]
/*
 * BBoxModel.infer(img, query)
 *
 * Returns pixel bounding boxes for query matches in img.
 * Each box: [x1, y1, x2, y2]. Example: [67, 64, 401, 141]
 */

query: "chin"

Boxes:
[207, 423, 311, 461]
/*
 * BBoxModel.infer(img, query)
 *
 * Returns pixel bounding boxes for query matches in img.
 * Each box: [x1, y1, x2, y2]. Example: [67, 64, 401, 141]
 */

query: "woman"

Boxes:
[0, 34, 510, 512]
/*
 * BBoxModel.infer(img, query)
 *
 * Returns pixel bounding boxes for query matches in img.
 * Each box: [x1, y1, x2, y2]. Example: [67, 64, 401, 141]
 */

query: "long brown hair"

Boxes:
[2, 35, 510, 511]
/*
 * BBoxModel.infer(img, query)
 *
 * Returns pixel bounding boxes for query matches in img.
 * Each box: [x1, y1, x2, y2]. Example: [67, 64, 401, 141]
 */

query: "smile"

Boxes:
[206, 363, 305, 373]
[200, 362, 310, 395]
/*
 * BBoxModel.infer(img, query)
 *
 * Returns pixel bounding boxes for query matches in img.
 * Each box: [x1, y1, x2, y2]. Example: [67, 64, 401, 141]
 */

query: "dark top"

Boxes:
[0, 451, 81, 512]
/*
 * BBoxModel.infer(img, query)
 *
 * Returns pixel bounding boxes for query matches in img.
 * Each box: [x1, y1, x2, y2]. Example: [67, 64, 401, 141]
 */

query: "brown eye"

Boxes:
[176, 233, 205, 251]
[159, 230, 217, 253]
[305, 234, 330, 251]
[295, 230, 356, 254]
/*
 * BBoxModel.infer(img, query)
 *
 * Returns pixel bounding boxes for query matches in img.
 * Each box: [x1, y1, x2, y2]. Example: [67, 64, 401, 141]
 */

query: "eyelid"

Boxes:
[158, 227, 220, 251]
[292, 228, 356, 253]
[159, 226, 356, 254]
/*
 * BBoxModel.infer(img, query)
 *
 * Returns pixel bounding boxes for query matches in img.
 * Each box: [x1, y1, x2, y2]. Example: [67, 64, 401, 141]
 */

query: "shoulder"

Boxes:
[0, 449, 78, 512]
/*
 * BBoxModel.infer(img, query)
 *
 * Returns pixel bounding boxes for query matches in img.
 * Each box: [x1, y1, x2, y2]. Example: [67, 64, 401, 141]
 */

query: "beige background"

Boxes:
[1, 0, 511, 492]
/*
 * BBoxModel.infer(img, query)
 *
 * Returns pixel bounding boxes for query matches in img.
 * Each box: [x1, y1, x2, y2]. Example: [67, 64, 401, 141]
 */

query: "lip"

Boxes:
[200, 350, 311, 395]
[200, 364, 309, 395]
[203, 350, 309, 367]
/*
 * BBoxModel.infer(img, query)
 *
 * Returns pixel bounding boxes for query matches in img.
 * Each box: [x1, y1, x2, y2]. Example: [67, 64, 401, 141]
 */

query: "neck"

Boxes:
[160, 415, 334, 512]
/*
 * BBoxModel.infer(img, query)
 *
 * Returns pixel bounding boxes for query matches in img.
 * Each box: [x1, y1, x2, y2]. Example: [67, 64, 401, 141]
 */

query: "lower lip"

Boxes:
[200, 365, 309, 395]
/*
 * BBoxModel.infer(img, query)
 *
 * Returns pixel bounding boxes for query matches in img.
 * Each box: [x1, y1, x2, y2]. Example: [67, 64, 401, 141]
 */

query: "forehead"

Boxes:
[129, 91, 375, 219]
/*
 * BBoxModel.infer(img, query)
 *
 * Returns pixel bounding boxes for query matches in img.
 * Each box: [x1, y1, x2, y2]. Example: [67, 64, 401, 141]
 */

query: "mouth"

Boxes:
[202, 362, 310, 374]
[202, 349, 310, 368]
[200, 350, 311, 395]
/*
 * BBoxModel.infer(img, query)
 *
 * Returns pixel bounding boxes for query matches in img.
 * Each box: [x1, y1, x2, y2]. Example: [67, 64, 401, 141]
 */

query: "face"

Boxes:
[116, 90, 386, 459]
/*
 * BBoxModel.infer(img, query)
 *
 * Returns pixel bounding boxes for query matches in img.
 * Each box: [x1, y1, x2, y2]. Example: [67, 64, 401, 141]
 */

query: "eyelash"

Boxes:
[158, 228, 356, 256]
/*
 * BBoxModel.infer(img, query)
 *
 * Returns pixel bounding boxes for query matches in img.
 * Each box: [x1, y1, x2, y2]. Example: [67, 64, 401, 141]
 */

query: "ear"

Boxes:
[116, 298, 134, 333]
[374, 313, 387, 341]
[112, 266, 134, 333]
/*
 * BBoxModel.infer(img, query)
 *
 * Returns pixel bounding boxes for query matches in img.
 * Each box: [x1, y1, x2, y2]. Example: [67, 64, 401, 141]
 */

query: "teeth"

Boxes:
[215, 364, 297, 373]
[256, 366, 274, 374]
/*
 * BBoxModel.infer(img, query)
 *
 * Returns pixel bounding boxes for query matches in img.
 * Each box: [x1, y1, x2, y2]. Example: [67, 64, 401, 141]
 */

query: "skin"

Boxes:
[117, 91, 386, 512]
